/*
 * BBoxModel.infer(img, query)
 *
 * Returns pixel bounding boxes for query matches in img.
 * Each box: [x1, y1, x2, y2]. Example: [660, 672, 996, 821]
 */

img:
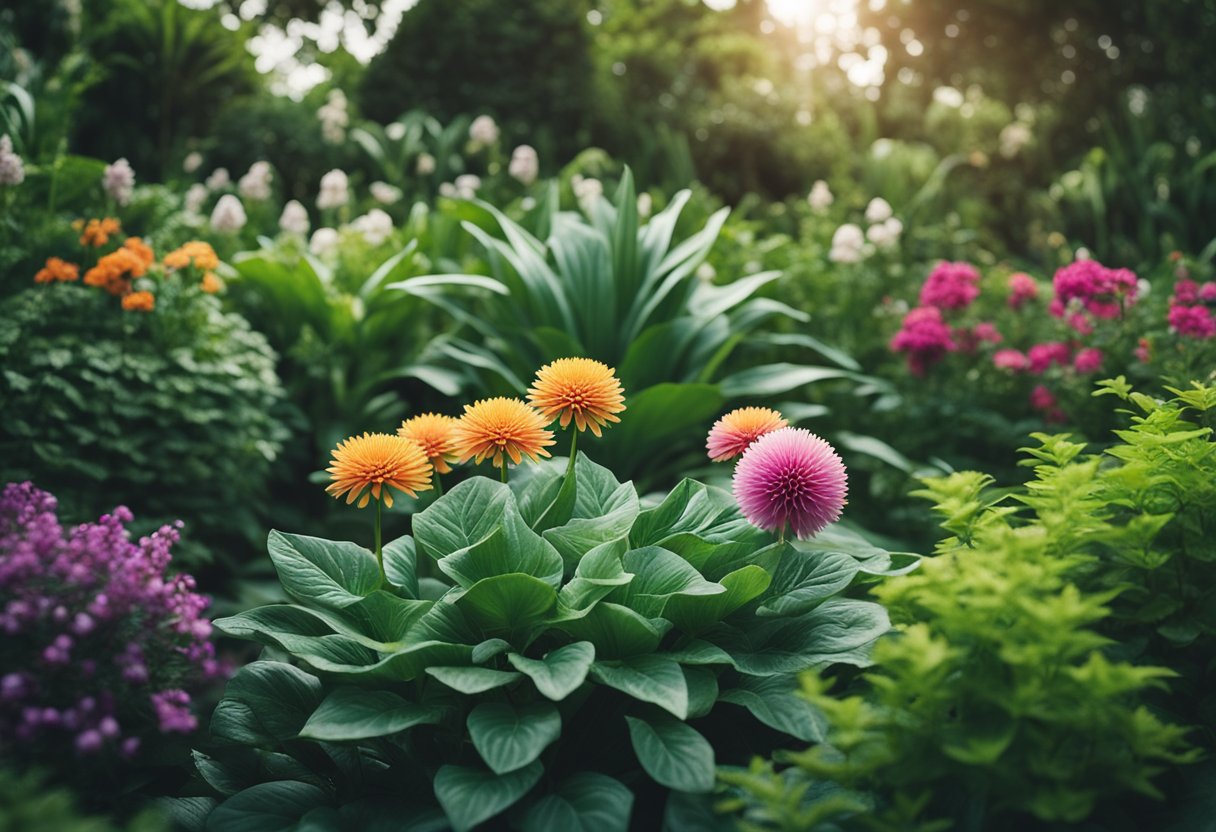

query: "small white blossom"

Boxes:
[416, 153, 436, 176]
[0, 135, 24, 186]
[866, 217, 903, 249]
[182, 151, 203, 173]
[351, 208, 394, 246]
[438, 182, 457, 198]
[279, 200, 310, 236]
[103, 158, 136, 206]
[370, 181, 402, 205]
[637, 192, 653, 218]
[696, 263, 717, 282]
[238, 161, 273, 201]
[807, 180, 833, 211]
[999, 122, 1032, 159]
[572, 175, 603, 209]
[469, 115, 499, 147]
[829, 223, 865, 263]
[210, 194, 247, 233]
[508, 145, 539, 186]
[318, 89, 349, 145]
[205, 167, 230, 190]
[864, 197, 893, 224]
[454, 174, 481, 199]
[309, 227, 340, 257]
[184, 183, 209, 214]
[316, 169, 349, 210]
[386, 122, 406, 141]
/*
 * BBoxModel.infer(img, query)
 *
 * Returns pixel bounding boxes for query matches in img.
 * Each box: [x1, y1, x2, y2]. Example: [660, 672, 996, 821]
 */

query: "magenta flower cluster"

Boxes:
[891, 261, 1003, 374]
[0, 482, 220, 765]
[1049, 259, 1138, 320]
[919, 261, 981, 309]
[890, 306, 957, 376]
[1167, 278, 1216, 339]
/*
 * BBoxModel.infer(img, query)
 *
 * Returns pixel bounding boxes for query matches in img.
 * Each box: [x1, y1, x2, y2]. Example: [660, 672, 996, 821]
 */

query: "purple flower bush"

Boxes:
[0, 482, 220, 773]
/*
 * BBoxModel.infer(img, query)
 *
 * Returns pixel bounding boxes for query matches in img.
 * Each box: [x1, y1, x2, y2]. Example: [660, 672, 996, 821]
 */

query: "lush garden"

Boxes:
[2, 0, 1215, 829]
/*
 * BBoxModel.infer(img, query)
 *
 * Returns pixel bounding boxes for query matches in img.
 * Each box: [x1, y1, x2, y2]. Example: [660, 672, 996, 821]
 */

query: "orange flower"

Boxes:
[398, 413, 461, 474]
[121, 291, 155, 312]
[123, 236, 155, 270]
[527, 357, 626, 437]
[34, 257, 80, 284]
[199, 272, 223, 294]
[78, 217, 122, 247]
[83, 248, 145, 296]
[325, 432, 433, 508]
[163, 241, 219, 272]
[453, 398, 555, 468]
[706, 407, 789, 462]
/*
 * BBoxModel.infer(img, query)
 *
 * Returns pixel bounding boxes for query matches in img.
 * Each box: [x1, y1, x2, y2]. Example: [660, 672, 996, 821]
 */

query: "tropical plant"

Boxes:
[393, 170, 865, 488]
[350, 110, 473, 197]
[188, 439, 902, 829]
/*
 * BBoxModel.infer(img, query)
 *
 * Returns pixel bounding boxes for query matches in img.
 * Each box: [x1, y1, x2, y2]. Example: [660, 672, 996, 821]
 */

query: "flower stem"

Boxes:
[500, 463, 509, 484]
[374, 497, 384, 578]
[778, 524, 787, 545]
[565, 430, 579, 480]
[432, 474, 444, 499]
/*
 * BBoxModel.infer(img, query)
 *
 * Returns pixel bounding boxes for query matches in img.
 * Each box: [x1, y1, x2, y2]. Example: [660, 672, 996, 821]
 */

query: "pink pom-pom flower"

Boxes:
[732, 428, 848, 540]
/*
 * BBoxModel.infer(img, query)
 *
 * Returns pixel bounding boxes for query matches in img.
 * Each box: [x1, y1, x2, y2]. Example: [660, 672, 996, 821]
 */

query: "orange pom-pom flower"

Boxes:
[453, 398, 555, 469]
[527, 357, 626, 437]
[706, 407, 789, 462]
[121, 291, 155, 313]
[398, 413, 460, 474]
[325, 433, 433, 508]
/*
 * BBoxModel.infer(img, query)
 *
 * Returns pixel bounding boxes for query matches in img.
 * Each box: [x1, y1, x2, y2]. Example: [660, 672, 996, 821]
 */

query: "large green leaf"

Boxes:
[719, 674, 828, 742]
[625, 714, 715, 793]
[413, 477, 514, 559]
[611, 546, 725, 618]
[717, 363, 851, 398]
[426, 666, 522, 694]
[439, 515, 564, 591]
[630, 479, 756, 549]
[382, 535, 420, 598]
[305, 640, 475, 682]
[468, 702, 562, 774]
[664, 565, 772, 634]
[520, 772, 634, 832]
[556, 602, 670, 659]
[206, 782, 332, 832]
[557, 538, 634, 613]
[211, 663, 324, 746]
[266, 530, 381, 609]
[299, 688, 444, 741]
[591, 383, 724, 479]
[543, 455, 641, 569]
[453, 573, 558, 642]
[507, 642, 596, 701]
[590, 655, 688, 719]
[433, 762, 543, 832]
[757, 550, 861, 618]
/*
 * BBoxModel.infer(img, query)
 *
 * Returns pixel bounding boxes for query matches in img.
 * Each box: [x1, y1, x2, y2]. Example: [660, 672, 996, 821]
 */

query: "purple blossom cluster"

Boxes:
[0, 482, 220, 764]
[918, 261, 981, 310]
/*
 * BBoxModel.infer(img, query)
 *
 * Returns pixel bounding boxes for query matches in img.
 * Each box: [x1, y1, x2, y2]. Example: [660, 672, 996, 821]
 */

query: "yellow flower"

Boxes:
[453, 398, 555, 468]
[398, 413, 460, 474]
[325, 433, 433, 508]
[526, 357, 626, 436]
[121, 291, 155, 313]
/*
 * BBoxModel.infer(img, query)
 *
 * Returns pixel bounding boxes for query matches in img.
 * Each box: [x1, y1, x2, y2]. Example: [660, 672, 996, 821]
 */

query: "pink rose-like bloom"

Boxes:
[973, 322, 1002, 344]
[993, 349, 1029, 372]
[1007, 272, 1039, 309]
[1030, 384, 1057, 411]
[733, 428, 848, 540]
[890, 306, 956, 375]
[1199, 282, 1216, 302]
[1168, 304, 1216, 339]
[1073, 347, 1103, 374]
[1027, 342, 1071, 374]
[919, 261, 981, 310]
[1052, 260, 1138, 318]
[1065, 312, 1094, 336]
[1173, 279, 1200, 305]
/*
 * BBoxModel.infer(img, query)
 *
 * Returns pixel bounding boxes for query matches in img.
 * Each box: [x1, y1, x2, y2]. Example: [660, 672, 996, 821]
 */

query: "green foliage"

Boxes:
[195, 453, 899, 829]
[0, 767, 168, 832]
[0, 281, 286, 563]
[401, 170, 862, 487]
[721, 381, 1215, 831]
[360, 0, 598, 162]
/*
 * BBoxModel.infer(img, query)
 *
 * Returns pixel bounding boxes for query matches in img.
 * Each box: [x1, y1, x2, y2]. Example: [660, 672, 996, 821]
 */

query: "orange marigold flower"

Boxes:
[199, 272, 223, 294]
[453, 398, 555, 469]
[79, 217, 122, 247]
[706, 407, 789, 462]
[162, 241, 219, 272]
[121, 291, 155, 312]
[398, 413, 461, 474]
[123, 236, 155, 269]
[527, 357, 626, 437]
[83, 248, 145, 296]
[34, 257, 80, 284]
[325, 432, 433, 508]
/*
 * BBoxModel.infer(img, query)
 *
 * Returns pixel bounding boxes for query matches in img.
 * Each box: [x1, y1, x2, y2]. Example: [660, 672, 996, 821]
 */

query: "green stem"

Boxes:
[432, 474, 444, 499]
[374, 497, 384, 579]
[565, 430, 579, 480]
[500, 463, 509, 484]
[778, 524, 786, 545]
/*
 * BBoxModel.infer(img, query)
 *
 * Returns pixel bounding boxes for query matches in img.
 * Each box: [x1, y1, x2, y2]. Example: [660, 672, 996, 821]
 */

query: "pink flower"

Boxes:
[1200, 282, 1216, 302]
[1030, 384, 1056, 410]
[1027, 342, 1071, 374]
[1168, 304, 1216, 339]
[733, 428, 848, 540]
[1007, 272, 1038, 308]
[973, 322, 1002, 343]
[993, 349, 1029, 372]
[1073, 347, 1103, 374]
[1173, 279, 1200, 305]
[890, 306, 956, 375]
[1052, 259, 1138, 318]
[1066, 313, 1094, 336]
[1135, 337, 1152, 363]
[919, 261, 981, 310]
